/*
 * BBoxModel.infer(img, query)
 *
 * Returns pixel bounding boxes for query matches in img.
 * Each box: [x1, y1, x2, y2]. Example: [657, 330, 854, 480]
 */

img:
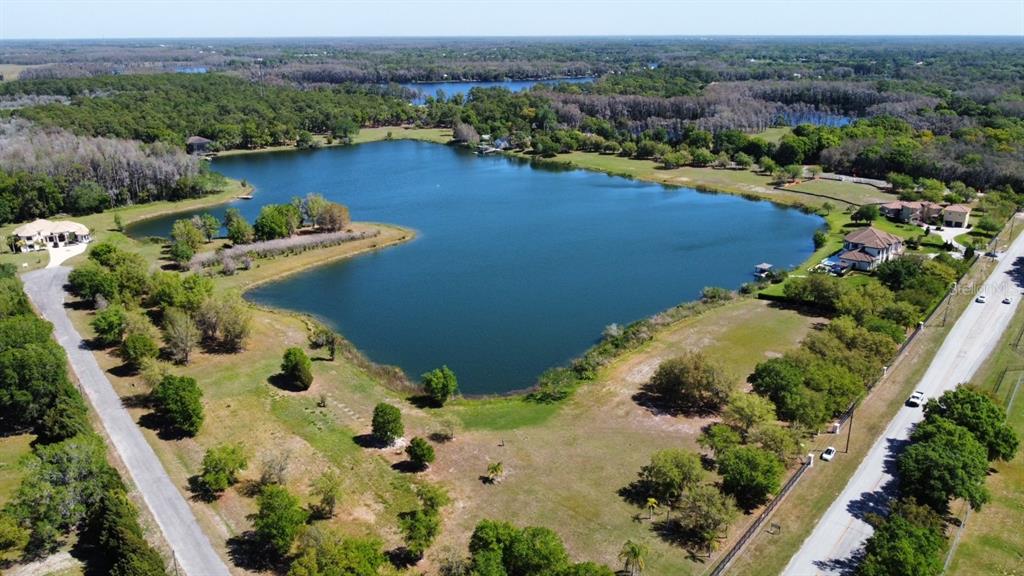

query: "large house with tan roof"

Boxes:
[941, 204, 972, 228]
[10, 218, 91, 252]
[838, 226, 904, 271]
[879, 200, 944, 224]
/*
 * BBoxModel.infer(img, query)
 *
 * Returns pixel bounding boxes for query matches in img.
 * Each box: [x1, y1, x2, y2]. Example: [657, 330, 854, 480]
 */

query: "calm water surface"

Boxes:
[401, 78, 593, 104]
[131, 142, 821, 394]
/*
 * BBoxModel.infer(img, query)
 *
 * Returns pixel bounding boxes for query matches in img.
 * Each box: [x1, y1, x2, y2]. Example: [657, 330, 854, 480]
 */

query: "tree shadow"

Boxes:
[187, 475, 219, 503]
[428, 432, 454, 444]
[631, 388, 718, 418]
[391, 460, 425, 474]
[137, 411, 189, 441]
[651, 519, 714, 562]
[267, 372, 305, 392]
[226, 531, 280, 572]
[121, 392, 152, 409]
[353, 434, 390, 449]
[407, 394, 439, 409]
[812, 548, 865, 575]
[386, 547, 421, 569]
[617, 480, 651, 508]
[845, 437, 907, 522]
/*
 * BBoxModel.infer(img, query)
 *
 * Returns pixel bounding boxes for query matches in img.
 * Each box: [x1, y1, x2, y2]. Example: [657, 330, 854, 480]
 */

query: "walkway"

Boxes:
[22, 267, 230, 576]
[783, 227, 1024, 575]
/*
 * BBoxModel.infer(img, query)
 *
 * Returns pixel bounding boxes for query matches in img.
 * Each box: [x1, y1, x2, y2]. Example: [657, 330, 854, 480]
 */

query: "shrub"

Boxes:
[119, 332, 158, 371]
[90, 304, 127, 347]
[421, 365, 458, 406]
[199, 443, 247, 494]
[371, 403, 403, 445]
[406, 437, 435, 470]
[645, 352, 734, 414]
[253, 485, 308, 557]
[152, 374, 204, 436]
[280, 347, 313, 390]
[636, 449, 704, 507]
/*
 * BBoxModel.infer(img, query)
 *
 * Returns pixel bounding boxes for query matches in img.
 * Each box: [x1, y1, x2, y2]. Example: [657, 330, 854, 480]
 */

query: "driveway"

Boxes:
[22, 267, 230, 576]
[45, 242, 88, 268]
[783, 226, 1024, 575]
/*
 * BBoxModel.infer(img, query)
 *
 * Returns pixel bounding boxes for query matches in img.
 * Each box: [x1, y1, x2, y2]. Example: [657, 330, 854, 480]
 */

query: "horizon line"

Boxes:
[3, 33, 1023, 42]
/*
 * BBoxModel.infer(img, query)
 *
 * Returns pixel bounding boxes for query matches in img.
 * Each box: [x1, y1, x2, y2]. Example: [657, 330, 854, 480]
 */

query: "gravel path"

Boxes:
[22, 266, 230, 576]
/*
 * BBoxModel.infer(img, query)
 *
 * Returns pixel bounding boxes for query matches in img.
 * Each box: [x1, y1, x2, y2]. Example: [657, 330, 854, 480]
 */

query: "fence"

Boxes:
[708, 459, 811, 576]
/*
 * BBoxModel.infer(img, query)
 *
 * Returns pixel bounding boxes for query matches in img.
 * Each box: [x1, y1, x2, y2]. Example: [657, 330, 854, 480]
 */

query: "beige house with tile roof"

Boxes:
[941, 204, 971, 228]
[10, 219, 91, 253]
[839, 226, 904, 271]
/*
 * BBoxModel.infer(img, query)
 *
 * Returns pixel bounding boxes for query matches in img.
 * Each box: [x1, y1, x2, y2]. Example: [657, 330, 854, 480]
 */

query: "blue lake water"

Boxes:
[130, 141, 821, 394]
[402, 78, 593, 104]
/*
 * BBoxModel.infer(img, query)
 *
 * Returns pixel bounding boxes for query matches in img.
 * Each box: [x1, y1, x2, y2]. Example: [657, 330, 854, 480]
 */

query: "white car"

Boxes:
[907, 391, 926, 407]
[1003, 297, 1012, 305]
[976, 294, 988, 304]
[821, 447, 837, 462]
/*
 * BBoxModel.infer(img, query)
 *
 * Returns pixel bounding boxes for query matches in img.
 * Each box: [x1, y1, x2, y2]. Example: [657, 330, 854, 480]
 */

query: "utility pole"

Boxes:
[845, 405, 854, 453]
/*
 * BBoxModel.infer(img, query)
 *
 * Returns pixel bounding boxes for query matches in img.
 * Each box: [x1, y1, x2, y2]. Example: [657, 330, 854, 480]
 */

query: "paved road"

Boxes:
[784, 228, 1024, 576]
[23, 267, 231, 576]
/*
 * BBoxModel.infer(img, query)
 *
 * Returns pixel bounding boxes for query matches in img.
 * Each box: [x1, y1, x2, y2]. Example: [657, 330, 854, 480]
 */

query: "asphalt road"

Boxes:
[23, 266, 231, 576]
[783, 228, 1024, 576]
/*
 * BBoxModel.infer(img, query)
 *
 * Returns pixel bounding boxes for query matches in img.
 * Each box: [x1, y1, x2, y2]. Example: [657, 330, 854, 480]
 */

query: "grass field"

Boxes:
[0, 434, 32, 508]
[0, 64, 43, 81]
[751, 126, 793, 144]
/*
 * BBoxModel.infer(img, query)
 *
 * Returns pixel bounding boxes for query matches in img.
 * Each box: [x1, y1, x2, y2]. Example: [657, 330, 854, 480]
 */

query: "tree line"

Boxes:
[0, 264, 165, 573]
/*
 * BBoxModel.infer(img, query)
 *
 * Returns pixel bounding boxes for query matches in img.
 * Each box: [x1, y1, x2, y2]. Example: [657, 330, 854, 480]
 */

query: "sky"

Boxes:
[1, 0, 1023, 40]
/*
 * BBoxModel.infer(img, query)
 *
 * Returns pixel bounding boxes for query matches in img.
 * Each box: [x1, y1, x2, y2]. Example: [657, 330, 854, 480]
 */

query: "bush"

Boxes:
[90, 304, 127, 347]
[152, 374, 204, 436]
[645, 352, 734, 414]
[421, 365, 458, 406]
[280, 347, 313, 390]
[253, 485, 308, 557]
[119, 332, 158, 371]
[636, 449, 704, 507]
[406, 437, 435, 470]
[199, 443, 247, 494]
[371, 403, 403, 445]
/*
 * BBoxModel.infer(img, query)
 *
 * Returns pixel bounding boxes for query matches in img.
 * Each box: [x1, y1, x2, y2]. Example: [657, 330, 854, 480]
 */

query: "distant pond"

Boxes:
[130, 142, 821, 394]
[401, 77, 593, 104]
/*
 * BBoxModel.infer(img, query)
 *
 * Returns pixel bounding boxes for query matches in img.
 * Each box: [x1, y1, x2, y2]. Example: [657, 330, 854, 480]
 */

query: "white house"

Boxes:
[838, 226, 904, 271]
[941, 204, 972, 228]
[10, 219, 91, 253]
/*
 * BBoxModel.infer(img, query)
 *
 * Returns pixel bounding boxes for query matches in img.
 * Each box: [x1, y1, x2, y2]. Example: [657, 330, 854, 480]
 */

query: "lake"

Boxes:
[130, 142, 821, 394]
[402, 78, 593, 104]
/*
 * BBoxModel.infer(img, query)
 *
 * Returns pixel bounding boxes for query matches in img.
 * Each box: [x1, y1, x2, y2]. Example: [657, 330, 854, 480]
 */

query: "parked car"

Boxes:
[821, 447, 837, 462]
[1003, 297, 1012, 304]
[976, 294, 988, 304]
[907, 391, 926, 407]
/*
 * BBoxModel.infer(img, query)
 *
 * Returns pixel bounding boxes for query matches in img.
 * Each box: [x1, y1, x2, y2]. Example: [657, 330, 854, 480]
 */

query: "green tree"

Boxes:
[253, 204, 300, 240]
[199, 443, 247, 494]
[281, 347, 314, 390]
[288, 527, 385, 576]
[898, 417, 990, 512]
[674, 483, 738, 554]
[196, 213, 220, 242]
[169, 218, 203, 265]
[690, 148, 715, 167]
[309, 469, 342, 519]
[858, 499, 946, 576]
[717, 446, 783, 509]
[406, 437, 436, 470]
[637, 449, 704, 507]
[371, 403, 404, 445]
[422, 365, 459, 406]
[253, 485, 308, 557]
[90, 304, 127, 347]
[852, 204, 881, 223]
[698, 423, 742, 459]
[302, 193, 329, 228]
[152, 374, 204, 436]
[646, 352, 734, 413]
[924, 386, 1019, 461]
[733, 152, 754, 169]
[722, 392, 777, 440]
[505, 526, 570, 576]
[162, 307, 199, 365]
[224, 208, 254, 244]
[618, 539, 648, 576]
[119, 332, 158, 371]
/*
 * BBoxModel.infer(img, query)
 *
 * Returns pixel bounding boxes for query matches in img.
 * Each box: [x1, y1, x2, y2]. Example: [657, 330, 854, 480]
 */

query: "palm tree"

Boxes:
[486, 461, 504, 484]
[645, 497, 659, 520]
[619, 539, 648, 576]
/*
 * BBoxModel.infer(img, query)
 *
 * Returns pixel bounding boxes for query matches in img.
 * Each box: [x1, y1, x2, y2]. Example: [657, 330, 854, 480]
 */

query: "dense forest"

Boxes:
[1, 37, 1022, 223]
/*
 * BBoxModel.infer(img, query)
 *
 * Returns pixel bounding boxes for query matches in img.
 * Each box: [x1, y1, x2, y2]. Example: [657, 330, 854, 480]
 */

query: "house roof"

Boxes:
[844, 226, 903, 249]
[839, 249, 876, 263]
[881, 201, 905, 210]
[12, 218, 89, 238]
[943, 204, 971, 214]
[186, 136, 212, 144]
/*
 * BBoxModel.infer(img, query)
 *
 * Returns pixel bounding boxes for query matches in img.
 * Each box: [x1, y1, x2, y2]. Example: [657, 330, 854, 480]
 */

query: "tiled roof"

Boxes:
[844, 226, 903, 249]
[12, 218, 89, 237]
[839, 249, 876, 263]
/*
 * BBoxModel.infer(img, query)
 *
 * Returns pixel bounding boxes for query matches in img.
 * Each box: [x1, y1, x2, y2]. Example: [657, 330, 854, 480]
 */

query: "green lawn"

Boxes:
[788, 178, 893, 206]
[750, 126, 793, 144]
[0, 434, 32, 507]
